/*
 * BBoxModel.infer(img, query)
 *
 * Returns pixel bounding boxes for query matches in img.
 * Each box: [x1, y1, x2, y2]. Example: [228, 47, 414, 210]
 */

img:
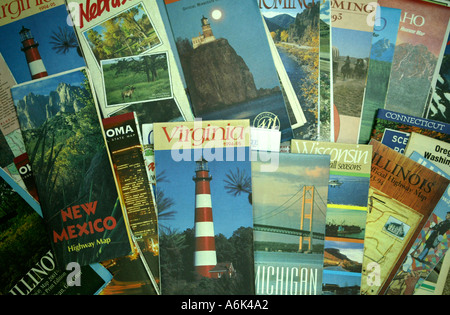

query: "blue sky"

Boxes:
[252, 153, 330, 244]
[0, 5, 85, 84]
[11, 69, 85, 109]
[83, 3, 150, 48]
[372, 6, 402, 44]
[154, 147, 253, 238]
[165, 0, 280, 89]
[332, 28, 373, 59]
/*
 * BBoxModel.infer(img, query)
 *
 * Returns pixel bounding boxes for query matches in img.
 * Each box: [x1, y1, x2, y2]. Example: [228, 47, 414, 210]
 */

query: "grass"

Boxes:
[103, 65, 172, 105]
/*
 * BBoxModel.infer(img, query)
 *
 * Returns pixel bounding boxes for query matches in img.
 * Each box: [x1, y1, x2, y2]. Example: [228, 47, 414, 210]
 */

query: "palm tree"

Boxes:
[49, 26, 82, 56]
[154, 169, 176, 230]
[223, 168, 252, 204]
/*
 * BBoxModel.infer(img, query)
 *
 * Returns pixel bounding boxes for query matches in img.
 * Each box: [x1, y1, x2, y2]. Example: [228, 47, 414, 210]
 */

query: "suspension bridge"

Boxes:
[253, 185, 326, 252]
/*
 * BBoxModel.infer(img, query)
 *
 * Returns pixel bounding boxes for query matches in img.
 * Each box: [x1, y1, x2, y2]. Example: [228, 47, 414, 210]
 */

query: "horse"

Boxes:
[353, 58, 367, 79]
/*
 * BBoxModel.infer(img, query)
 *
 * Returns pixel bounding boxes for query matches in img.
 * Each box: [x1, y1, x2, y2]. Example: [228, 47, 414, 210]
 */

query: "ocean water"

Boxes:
[200, 93, 293, 142]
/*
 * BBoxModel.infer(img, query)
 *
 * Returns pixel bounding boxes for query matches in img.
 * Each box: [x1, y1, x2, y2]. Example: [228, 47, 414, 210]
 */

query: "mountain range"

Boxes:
[15, 82, 88, 130]
[370, 38, 395, 62]
[263, 3, 320, 45]
[264, 14, 296, 32]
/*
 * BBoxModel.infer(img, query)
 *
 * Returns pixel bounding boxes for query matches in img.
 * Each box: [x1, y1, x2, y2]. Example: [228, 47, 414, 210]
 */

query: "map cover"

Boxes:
[260, 0, 332, 141]
[0, 168, 112, 295]
[330, 0, 375, 143]
[67, 0, 194, 122]
[361, 140, 449, 295]
[425, 33, 450, 124]
[384, 152, 450, 295]
[153, 119, 254, 294]
[102, 112, 161, 294]
[10, 68, 133, 266]
[292, 140, 371, 294]
[0, 0, 86, 188]
[404, 132, 450, 175]
[252, 152, 330, 295]
[358, 6, 402, 144]
[371, 109, 450, 144]
[163, 0, 293, 141]
[379, 0, 450, 118]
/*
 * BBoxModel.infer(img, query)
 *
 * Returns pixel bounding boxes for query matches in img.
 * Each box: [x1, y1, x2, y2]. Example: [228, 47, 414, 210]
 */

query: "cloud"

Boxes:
[305, 166, 328, 178]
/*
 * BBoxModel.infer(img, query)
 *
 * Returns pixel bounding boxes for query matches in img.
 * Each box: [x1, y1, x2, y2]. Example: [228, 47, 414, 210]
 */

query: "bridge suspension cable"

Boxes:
[253, 186, 305, 222]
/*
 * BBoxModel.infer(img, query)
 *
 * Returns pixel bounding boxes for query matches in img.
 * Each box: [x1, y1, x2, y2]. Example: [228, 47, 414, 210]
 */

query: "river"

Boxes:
[277, 46, 318, 139]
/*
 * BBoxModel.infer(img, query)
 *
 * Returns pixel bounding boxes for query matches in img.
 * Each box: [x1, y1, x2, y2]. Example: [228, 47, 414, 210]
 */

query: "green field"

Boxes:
[102, 55, 172, 106]
[359, 59, 392, 143]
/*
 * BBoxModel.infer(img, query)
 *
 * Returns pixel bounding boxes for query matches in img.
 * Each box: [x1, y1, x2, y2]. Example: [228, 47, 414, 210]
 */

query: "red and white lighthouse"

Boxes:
[193, 157, 217, 278]
[19, 26, 48, 80]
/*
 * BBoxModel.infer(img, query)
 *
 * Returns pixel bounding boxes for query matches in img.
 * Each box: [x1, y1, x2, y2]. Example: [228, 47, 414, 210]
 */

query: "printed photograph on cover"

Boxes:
[331, 0, 374, 143]
[155, 152, 254, 294]
[358, 6, 402, 144]
[323, 173, 369, 294]
[291, 139, 372, 295]
[378, 0, 450, 118]
[68, 0, 194, 121]
[252, 153, 329, 295]
[361, 140, 450, 295]
[81, 2, 162, 66]
[322, 240, 364, 293]
[322, 266, 363, 295]
[0, 0, 86, 191]
[164, 0, 293, 141]
[10, 68, 133, 266]
[385, 152, 450, 295]
[0, 3, 85, 84]
[319, 0, 334, 142]
[107, 98, 185, 129]
[332, 28, 371, 114]
[153, 120, 254, 295]
[425, 33, 450, 124]
[325, 202, 367, 240]
[371, 109, 450, 144]
[0, 168, 112, 295]
[260, 1, 323, 140]
[261, 13, 307, 132]
[101, 52, 173, 107]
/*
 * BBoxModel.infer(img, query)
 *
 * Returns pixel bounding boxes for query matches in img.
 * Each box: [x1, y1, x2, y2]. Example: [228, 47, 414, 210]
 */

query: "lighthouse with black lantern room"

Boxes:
[193, 157, 217, 278]
[19, 26, 48, 80]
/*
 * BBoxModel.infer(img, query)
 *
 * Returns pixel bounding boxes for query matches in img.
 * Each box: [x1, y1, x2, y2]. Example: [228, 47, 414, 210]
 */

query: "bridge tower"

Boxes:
[193, 157, 217, 278]
[299, 186, 314, 252]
